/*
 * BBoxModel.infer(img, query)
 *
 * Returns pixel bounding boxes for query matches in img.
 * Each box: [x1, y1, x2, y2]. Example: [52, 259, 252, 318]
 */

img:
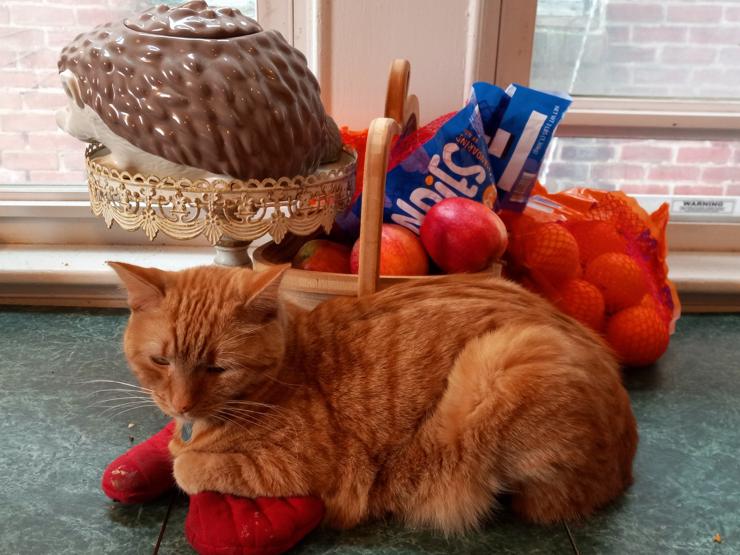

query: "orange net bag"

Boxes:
[501, 182, 680, 367]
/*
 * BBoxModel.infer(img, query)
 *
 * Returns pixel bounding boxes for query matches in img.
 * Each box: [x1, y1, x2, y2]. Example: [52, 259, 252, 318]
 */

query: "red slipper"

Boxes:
[186, 492, 325, 555]
[101, 420, 176, 503]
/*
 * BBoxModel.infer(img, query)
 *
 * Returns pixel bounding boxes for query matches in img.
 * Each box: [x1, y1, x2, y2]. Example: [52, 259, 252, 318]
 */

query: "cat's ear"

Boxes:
[243, 264, 290, 317]
[107, 261, 168, 311]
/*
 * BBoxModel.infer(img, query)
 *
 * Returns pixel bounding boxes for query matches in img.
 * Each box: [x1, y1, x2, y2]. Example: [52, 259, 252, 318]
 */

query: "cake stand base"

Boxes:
[214, 238, 252, 267]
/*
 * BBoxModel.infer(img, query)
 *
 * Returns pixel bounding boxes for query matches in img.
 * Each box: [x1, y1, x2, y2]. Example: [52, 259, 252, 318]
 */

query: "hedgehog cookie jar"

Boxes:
[56, 0, 342, 181]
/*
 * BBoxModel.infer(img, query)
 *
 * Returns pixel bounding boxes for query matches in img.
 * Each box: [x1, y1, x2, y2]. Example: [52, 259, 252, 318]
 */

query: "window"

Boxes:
[0, 0, 256, 186]
[529, 0, 740, 222]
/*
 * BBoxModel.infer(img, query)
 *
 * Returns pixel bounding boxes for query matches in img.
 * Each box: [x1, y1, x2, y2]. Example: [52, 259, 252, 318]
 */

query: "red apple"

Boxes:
[350, 224, 429, 276]
[420, 197, 508, 273]
[292, 240, 351, 273]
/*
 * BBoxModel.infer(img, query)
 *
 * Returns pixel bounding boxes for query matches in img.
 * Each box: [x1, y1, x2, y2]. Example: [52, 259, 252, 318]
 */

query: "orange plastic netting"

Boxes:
[502, 182, 680, 367]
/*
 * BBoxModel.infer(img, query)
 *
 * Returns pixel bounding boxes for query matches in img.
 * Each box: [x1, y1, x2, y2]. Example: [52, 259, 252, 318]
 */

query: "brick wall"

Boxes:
[541, 137, 740, 196]
[533, 0, 740, 196]
[0, 0, 255, 186]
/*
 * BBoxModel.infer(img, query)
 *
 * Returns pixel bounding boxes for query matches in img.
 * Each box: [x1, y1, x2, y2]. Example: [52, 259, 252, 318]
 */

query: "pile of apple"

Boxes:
[292, 198, 509, 276]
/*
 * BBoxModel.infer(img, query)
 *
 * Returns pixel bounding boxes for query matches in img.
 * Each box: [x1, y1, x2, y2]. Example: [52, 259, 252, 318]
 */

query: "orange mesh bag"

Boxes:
[501, 182, 680, 367]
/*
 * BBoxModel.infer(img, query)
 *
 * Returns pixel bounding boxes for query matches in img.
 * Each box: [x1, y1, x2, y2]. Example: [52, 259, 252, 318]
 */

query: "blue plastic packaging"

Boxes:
[346, 82, 571, 235]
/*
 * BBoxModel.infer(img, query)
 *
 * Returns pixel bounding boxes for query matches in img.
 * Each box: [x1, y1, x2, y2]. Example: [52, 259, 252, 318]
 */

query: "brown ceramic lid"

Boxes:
[58, 1, 341, 179]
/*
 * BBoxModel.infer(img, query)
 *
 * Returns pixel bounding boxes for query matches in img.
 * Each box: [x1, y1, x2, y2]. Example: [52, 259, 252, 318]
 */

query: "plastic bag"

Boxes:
[340, 83, 571, 235]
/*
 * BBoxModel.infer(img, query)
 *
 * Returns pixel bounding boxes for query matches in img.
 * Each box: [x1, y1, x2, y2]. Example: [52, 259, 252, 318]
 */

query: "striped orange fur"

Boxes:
[109, 262, 637, 532]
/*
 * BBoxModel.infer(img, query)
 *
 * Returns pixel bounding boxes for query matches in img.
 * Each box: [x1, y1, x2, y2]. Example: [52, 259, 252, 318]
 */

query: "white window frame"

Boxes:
[1, 0, 739, 308]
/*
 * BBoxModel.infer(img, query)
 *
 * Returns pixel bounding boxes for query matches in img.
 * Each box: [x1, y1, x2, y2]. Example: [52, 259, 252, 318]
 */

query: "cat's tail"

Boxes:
[397, 323, 637, 532]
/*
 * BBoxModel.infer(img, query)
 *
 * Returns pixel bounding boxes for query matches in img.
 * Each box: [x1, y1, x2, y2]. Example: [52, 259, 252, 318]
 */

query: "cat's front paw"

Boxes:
[173, 452, 205, 495]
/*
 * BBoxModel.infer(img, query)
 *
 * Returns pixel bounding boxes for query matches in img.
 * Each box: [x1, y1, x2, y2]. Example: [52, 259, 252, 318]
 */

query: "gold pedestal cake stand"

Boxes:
[85, 143, 356, 267]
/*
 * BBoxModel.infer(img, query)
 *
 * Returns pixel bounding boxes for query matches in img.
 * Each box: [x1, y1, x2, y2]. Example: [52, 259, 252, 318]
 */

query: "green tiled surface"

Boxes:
[0, 308, 738, 554]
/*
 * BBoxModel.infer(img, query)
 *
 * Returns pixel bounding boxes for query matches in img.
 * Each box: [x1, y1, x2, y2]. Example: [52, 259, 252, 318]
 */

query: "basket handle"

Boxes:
[384, 59, 420, 134]
[357, 117, 400, 298]
[357, 59, 418, 298]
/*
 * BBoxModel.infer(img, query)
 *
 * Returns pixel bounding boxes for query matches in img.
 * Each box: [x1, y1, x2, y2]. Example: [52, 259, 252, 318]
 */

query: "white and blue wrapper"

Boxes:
[342, 82, 571, 235]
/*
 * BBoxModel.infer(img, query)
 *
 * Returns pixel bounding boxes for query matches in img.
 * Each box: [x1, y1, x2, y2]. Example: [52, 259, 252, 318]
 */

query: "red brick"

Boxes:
[727, 185, 740, 196]
[632, 26, 687, 43]
[34, 70, 64, 89]
[648, 166, 701, 181]
[618, 184, 671, 195]
[1, 113, 57, 132]
[21, 90, 67, 110]
[677, 145, 731, 165]
[661, 46, 716, 64]
[26, 132, 80, 150]
[2, 150, 58, 171]
[0, 70, 41, 89]
[693, 68, 740, 86]
[544, 163, 591, 182]
[0, 168, 28, 184]
[592, 164, 645, 181]
[46, 29, 83, 49]
[674, 185, 725, 195]
[59, 149, 86, 171]
[0, 132, 26, 150]
[606, 3, 664, 23]
[632, 66, 688, 86]
[726, 6, 740, 22]
[719, 47, 740, 65]
[606, 45, 657, 63]
[701, 167, 740, 183]
[560, 145, 615, 162]
[667, 4, 722, 23]
[0, 28, 45, 51]
[0, 6, 9, 24]
[18, 48, 59, 71]
[689, 27, 740, 44]
[10, 4, 75, 26]
[0, 95, 23, 110]
[606, 25, 631, 43]
[621, 145, 674, 162]
[29, 170, 86, 184]
[734, 149, 740, 164]
[74, 7, 129, 27]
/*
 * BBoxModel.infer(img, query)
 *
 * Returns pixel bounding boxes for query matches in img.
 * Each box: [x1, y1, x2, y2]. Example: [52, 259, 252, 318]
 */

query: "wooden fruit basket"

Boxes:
[254, 59, 501, 308]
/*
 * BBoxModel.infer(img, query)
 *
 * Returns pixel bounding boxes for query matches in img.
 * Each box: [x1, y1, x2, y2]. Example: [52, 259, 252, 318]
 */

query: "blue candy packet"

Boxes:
[341, 82, 571, 235]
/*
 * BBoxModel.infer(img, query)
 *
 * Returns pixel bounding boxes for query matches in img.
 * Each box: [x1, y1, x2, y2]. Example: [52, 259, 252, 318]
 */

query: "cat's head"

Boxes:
[109, 262, 290, 422]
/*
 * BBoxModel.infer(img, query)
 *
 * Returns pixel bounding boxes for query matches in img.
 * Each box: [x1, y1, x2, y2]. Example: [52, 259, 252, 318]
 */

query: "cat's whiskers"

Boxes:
[212, 410, 256, 434]
[223, 399, 292, 416]
[216, 408, 280, 435]
[99, 402, 158, 422]
[84, 388, 154, 398]
[96, 399, 157, 414]
[80, 379, 152, 393]
[88, 395, 153, 408]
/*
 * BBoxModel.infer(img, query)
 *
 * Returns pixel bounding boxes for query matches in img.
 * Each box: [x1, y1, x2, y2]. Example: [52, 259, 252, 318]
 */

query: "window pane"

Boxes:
[540, 137, 740, 217]
[531, 0, 740, 99]
[0, 0, 256, 186]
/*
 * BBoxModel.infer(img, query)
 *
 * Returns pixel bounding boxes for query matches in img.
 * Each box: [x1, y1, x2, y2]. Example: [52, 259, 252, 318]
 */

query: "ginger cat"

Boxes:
[109, 262, 637, 532]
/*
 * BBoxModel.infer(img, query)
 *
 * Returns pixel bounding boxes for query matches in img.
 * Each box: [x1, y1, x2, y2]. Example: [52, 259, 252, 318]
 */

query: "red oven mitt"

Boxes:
[101, 422, 324, 555]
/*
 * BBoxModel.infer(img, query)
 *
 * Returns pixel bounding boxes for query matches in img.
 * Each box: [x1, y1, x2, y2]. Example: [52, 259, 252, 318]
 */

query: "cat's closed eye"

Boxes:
[150, 355, 170, 366]
[207, 366, 226, 374]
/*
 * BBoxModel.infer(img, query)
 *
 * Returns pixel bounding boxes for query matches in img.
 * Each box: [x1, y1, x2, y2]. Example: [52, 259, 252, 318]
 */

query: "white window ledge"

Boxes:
[0, 244, 737, 312]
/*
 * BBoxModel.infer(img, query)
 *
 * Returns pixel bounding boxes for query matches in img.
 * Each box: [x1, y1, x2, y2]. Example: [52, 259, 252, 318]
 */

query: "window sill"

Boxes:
[0, 244, 738, 312]
[0, 244, 215, 307]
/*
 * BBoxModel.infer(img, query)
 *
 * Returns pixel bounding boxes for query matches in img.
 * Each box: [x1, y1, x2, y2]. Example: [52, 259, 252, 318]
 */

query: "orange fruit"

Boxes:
[568, 220, 628, 264]
[523, 223, 581, 285]
[607, 305, 669, 366]
[585, 252, 647, 312]
[552, 279, 606, 332]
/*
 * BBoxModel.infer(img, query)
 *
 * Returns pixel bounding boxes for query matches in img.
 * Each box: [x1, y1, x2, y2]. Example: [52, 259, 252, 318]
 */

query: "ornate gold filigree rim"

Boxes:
[85, 143, 356, 245]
